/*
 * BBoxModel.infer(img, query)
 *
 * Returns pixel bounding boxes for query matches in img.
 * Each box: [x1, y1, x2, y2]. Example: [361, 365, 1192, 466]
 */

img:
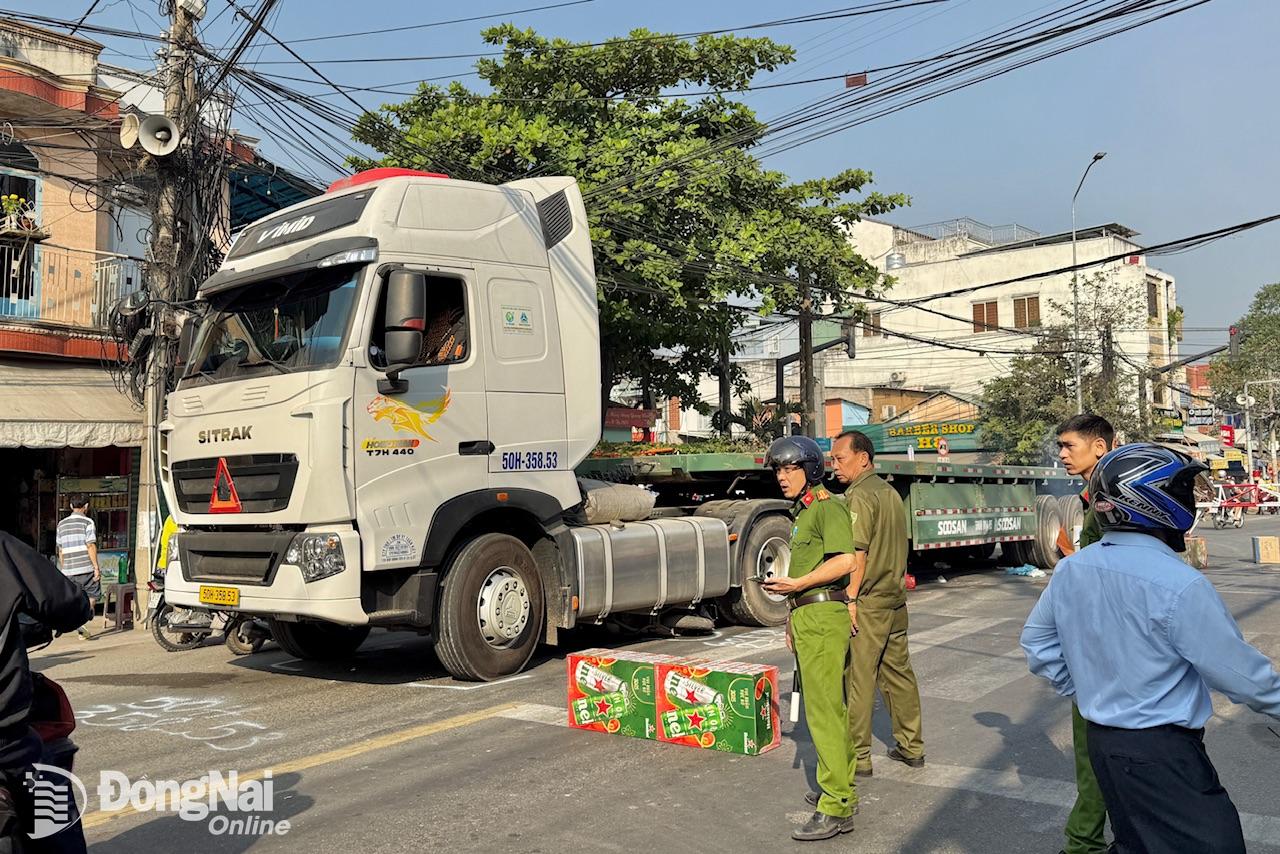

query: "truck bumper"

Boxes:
[166, 528, 368, 625]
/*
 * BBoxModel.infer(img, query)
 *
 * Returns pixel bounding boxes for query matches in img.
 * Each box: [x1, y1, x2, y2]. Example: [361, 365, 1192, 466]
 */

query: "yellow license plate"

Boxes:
[198, 585, 240, 607]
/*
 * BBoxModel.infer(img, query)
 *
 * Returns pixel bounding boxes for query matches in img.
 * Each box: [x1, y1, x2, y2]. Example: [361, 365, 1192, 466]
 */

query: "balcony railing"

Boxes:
[0, 242, 145, 330]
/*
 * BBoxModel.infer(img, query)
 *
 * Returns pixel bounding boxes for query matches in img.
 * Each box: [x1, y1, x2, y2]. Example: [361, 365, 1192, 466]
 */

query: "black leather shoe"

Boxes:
[791, 811, 856, 841]
[804, 791, 860, 813]
[887, 747, 925, 768]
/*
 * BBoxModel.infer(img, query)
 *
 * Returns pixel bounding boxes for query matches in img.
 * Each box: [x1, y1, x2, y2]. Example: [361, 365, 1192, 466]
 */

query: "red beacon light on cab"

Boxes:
[326, 167, 449, 194]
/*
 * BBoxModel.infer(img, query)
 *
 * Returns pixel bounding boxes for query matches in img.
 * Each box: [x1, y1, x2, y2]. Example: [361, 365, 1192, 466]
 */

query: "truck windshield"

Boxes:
[182, 265, 362, 385]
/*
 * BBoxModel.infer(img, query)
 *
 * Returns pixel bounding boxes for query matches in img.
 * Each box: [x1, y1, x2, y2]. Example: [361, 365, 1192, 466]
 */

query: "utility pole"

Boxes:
[136, 1, 199, 581]
[1238, 379, 1280, 478]
[798, 294, 815, 438]
[717, 341, 732, 437]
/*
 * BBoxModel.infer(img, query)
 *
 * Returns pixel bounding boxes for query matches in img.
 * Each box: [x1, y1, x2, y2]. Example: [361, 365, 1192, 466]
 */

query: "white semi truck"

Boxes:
[160, 168, 796, 680]
[161, 168, 1072, 680]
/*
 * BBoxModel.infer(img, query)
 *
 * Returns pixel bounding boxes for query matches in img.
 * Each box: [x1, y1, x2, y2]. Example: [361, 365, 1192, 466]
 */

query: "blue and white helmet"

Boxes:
[1089, 443, 1207, 537]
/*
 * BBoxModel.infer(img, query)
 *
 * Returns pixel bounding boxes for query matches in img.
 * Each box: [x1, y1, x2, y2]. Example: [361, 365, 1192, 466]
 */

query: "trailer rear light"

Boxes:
[317, 247, 378, 268]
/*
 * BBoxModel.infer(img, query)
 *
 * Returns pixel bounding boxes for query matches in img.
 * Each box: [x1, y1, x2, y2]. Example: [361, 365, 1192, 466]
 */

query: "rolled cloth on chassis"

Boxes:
[578, 479, 657, 524]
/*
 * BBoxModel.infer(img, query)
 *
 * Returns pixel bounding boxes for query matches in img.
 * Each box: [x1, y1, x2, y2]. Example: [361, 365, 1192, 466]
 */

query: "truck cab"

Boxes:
[161, 169, 787, 680]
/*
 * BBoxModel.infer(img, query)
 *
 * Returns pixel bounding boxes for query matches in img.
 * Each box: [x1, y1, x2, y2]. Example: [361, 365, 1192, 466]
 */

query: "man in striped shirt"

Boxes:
[55, 495, 101, 640]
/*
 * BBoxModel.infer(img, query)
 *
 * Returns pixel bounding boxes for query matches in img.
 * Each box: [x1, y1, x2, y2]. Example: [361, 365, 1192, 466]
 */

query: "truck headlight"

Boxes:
[286, 533, 346, 582]
[167, 532, 181, 564]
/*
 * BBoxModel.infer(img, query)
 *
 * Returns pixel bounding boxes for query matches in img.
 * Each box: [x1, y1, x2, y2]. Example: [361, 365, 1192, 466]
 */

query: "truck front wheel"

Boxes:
[434, 533, 545, 681]
[269, 619, 370, 660]
[723, 514, 791, 627]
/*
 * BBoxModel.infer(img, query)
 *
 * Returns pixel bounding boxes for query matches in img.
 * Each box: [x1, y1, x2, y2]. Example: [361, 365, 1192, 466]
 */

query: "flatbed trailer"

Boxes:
[577, 452, 1083, 569]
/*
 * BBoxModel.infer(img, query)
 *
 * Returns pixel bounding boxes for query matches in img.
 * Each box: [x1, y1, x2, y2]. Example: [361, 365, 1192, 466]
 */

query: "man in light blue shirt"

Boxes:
[1022, 444, 1280, 854]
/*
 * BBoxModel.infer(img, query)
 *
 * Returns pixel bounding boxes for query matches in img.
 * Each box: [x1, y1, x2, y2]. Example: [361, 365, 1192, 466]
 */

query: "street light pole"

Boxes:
[1071, 151, 1106, 414]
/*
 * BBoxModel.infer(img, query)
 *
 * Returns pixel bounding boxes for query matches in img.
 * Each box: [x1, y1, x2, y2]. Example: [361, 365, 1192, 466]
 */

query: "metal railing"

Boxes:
[0, 242, 145, 330]
[908, 217, 1041, 247]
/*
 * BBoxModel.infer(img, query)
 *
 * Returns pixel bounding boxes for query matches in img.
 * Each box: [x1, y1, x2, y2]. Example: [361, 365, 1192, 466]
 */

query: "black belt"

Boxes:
[789, 588, 850, 611]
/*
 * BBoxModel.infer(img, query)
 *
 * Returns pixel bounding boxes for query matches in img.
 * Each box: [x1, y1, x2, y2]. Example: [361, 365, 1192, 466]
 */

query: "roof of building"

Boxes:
[960, 223, 1140, 257]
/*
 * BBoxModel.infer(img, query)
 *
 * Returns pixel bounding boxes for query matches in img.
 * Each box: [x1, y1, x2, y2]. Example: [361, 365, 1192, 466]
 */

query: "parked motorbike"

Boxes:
[147, 571, 270, 655]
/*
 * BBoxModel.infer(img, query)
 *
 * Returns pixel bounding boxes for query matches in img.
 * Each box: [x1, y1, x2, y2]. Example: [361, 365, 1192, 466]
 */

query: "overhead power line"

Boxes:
[244, 1, 951, 65]
[287, 0, 596, 45]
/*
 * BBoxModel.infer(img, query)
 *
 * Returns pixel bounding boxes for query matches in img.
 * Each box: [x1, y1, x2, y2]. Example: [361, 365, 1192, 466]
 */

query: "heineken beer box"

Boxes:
[566, 649, 660, 740]
[655, 660, 780, 755]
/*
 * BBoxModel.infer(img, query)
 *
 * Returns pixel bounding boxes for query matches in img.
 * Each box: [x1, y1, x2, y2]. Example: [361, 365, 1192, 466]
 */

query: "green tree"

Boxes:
[349, 25, 904, 415]
[1208, 282, 1280, 459]
[981, 274, 1152, 464]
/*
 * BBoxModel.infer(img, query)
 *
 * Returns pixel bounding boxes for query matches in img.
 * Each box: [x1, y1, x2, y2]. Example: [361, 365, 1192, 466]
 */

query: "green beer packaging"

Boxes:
[654, 660, 780, 755]
[566, 649, 657, 739]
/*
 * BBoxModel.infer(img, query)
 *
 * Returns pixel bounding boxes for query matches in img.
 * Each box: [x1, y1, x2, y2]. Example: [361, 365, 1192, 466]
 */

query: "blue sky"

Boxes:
[44, 0, 1280, 345]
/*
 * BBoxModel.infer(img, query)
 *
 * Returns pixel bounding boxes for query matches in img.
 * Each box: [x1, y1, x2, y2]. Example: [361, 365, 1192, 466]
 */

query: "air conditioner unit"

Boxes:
[890, 371, 906, 383]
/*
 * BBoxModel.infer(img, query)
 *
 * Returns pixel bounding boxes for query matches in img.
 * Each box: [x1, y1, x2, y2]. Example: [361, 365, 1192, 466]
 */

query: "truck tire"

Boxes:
[1057, 494, 1085, 552]
[434, 533, 545, 681]
[269, 619, 369, 660]
[998, 539, 1033, 566]
[1029, 495, 1064, 570]
[723, 514, 791, 627]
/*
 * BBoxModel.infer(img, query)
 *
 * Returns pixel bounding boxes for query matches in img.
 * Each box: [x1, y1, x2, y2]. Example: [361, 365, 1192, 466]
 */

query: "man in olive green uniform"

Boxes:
[1054, 414, 1114, 854]
[831, 430, 924, 777]
[761, 436, 859, 842]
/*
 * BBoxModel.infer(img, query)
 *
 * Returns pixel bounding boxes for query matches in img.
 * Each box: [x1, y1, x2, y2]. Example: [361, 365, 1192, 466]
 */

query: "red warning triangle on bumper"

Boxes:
[209, 457, 242, 513]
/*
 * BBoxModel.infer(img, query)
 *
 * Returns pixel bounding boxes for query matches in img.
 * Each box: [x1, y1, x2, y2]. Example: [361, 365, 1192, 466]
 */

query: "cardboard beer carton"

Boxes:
[566, 649, 659, 740]
[654, 660, 780, 755]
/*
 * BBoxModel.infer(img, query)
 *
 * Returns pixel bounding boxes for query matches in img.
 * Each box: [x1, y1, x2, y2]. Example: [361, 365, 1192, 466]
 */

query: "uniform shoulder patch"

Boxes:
[812, 486, 830, 501]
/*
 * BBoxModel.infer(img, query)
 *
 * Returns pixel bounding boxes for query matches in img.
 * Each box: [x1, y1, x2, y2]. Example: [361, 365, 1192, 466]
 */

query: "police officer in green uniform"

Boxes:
[831, 430, 925, 777]
[760, 436, 859, 842]
[1053, 414, 1114, 854]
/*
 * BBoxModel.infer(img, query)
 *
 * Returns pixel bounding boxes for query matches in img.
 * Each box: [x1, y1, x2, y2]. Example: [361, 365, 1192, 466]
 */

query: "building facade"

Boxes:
[834, 217, 1183, 406]
[0, 19, 315, 570]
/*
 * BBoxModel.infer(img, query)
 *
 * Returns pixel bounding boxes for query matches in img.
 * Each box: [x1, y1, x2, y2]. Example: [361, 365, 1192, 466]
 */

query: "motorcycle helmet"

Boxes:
[765, 436, 826, 486]
[1088, 443, 1207, 551]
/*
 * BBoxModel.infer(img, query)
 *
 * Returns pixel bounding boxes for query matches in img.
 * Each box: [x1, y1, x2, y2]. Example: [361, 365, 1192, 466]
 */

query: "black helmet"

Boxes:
[1089, 443, 1207, 551]
[766, 436, 826, 485]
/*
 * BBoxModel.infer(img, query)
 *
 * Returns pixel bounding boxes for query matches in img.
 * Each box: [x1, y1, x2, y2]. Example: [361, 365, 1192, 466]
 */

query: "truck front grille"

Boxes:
[172, 454, 299, 514]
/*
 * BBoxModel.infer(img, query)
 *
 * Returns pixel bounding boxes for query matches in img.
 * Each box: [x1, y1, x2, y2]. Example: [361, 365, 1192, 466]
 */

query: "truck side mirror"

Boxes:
[380, 270, 426, 394]
[176, 314, 197, 367]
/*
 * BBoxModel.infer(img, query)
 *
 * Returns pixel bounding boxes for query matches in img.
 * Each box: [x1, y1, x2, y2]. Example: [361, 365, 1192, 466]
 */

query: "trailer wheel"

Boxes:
[434, 533, 544, 681]
[724, 515, 791, 627]
[1056, 494, 1085, 552]
[998, 540, 1034, 566]
[269, 619, 369, 660]
[1029, 495, 1064, 570]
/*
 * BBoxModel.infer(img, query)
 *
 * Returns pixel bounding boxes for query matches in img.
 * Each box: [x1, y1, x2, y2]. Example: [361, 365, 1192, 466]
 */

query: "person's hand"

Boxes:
[847, 601, 858, 636]
[762, 575, 806, 596]
[92, 568, 100, 581]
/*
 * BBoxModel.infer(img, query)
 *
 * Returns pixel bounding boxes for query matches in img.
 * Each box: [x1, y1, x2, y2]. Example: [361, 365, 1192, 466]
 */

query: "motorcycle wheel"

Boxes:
[151, 603, 207, 652]
[224, 618, 265, 656]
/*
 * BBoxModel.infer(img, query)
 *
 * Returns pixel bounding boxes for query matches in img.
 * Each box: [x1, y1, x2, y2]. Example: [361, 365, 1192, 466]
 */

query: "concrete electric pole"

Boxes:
[135, 0, 201, 582]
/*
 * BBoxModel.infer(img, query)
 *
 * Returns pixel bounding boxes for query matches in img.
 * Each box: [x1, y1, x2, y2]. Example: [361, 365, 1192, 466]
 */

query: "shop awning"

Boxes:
[0, 358, 144, 448]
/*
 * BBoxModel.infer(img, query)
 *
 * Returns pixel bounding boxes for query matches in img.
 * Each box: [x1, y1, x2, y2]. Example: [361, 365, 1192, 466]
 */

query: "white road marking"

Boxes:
[923, 648, 1030, 702]
[677, 614, 1012, 660]
[408, 673, 536, 691]
[270, 657, 307, 672]
[498, 702, 569, 727]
